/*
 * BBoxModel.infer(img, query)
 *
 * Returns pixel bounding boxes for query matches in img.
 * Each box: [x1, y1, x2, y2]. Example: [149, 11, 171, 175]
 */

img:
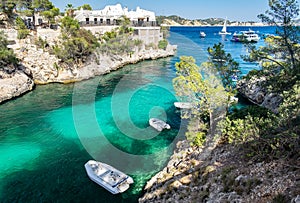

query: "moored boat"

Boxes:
[231, 29, 260, 42]
[219, 18, 231, 35]
[174, 102, 192, 109]
[200, 31, 206, 38]
[149, 118, 170, 131]
[84, 160, 134, 194]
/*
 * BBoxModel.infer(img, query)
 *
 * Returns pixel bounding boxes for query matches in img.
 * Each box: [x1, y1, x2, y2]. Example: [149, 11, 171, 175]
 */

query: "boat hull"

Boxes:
[84, 160, 134, 194]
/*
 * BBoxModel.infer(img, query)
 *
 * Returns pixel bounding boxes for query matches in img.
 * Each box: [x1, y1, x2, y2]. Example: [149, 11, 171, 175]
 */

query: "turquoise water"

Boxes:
[0, 26, 276, 202]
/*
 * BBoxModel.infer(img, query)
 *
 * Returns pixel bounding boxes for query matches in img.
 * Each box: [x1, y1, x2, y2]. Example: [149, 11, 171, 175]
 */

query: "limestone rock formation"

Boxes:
[0, 69, 34, 103]
[237, 76, 282, 113]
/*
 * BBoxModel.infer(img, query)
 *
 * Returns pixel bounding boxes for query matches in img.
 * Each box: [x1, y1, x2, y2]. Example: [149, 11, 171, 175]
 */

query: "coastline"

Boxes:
[0, 41, 177, 103]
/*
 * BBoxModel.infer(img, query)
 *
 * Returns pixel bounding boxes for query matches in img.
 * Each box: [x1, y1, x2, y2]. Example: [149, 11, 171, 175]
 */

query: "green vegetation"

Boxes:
[244, 0, 300, 93]
[77, 4, 92, 11]
[0, 31, 18, 70]
[220, 0, 300, 161]
[97, 16, 143, 56]
[15, 17, 29, 39]
[158, 39, 168, 50]
[52, 16, 99, 65]
[173, 56, 229, 146]
[173, 0, 299, 164]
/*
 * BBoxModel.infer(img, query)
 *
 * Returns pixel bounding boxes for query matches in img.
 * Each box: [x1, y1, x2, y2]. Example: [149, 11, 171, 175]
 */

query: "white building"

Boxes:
[74, 4, 156, 27]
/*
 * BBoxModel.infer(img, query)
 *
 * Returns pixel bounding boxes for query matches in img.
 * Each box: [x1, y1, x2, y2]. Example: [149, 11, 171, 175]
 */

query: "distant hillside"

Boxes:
[156, 15, 262, 26]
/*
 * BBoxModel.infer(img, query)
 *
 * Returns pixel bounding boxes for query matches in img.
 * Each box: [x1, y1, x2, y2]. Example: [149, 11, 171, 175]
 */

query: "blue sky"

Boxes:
[50, 0, 271, 21]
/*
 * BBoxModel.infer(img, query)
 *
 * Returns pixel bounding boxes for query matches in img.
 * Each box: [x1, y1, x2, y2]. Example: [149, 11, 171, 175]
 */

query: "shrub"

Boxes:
[158, 39, 168, 50]
[0, 31, 18, 69]
[15, 17, 29, 39]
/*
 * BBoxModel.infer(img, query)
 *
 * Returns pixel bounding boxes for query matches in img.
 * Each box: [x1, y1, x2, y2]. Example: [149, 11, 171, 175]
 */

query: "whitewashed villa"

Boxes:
[74, 4, 157, 27]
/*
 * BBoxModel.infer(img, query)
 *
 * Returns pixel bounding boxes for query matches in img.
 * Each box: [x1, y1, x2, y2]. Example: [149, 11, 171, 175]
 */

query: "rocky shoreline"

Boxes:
[0, 38, 176, 103]
[0, 69, 34, 103]
[237, 76, 282, 113]
[139, 140, 300, 203]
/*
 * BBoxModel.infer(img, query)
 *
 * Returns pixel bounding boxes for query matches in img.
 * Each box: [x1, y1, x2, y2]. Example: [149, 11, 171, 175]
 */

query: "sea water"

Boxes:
[0, 26, 276, 202]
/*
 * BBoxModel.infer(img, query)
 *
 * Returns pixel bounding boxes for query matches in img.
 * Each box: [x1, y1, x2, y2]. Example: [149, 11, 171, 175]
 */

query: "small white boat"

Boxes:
[84, 160, 134, 194]
[149, 118, 170, 132]
[200, 31, 206, 38]
[230, 96, 239, 103]
[219, 18, 231, 35]
[174, 102, 192, 109]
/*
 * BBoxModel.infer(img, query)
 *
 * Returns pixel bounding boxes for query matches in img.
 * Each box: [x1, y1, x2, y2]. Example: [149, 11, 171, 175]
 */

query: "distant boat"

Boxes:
[231, 29, 260, 43]
[84, 160, 134, 194]
[149, 118, 170, 131]
[200, 31, 206, 38]
[219, 18, 231, 35]
[174, 102, 192, 109]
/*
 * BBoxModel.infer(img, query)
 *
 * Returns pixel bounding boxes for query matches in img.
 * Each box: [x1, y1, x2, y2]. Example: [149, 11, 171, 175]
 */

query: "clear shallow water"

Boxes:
[0, 26, 276, 202]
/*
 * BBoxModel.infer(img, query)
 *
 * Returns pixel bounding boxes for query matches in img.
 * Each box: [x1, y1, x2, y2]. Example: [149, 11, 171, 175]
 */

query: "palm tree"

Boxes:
[65, 3, 74, 17]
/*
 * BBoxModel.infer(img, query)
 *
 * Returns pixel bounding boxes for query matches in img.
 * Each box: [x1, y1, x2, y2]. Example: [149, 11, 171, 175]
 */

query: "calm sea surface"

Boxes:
[0, 26, 276, 202]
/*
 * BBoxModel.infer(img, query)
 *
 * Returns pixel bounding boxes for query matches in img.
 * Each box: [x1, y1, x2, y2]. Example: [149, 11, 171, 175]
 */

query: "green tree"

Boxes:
[53, 16, 99, 64]
[0, 0, 17, 18]
[0, 31, 18, 69]
[244, 0, 300, 93]
[41, 6, 59, 25]
[207, 43, 241, 89]
[173, 56, 227, 146]
[77, 4, 92, 10]
[15, 16, 29, 39]
[65, 3, 75, 17]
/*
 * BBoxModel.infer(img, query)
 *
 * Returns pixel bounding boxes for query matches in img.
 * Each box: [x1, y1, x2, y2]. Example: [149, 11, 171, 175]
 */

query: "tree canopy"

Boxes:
[245, 0, 300, 93]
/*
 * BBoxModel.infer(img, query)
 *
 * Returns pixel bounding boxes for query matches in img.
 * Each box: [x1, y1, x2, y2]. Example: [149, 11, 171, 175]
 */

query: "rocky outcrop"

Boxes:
[139, 139, 300, 203]
[13, 41, 177, 84]
[237, 76, 282, 113]
[1, 36, 176, 102]
[0, 69, 34, 103]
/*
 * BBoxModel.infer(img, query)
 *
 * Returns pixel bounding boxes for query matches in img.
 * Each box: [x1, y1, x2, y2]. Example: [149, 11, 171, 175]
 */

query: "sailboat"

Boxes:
[219, 18, 231, 35]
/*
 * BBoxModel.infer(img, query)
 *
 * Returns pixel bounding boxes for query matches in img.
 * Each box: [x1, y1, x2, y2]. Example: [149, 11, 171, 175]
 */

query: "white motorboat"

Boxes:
[174, 102, 192, 109]
[149, 118, 170, 132]
[84, 160, 134, 194]
[219, 18, 231, 35]
[231, 29, 260, 42]
[200, 31, 206, 38]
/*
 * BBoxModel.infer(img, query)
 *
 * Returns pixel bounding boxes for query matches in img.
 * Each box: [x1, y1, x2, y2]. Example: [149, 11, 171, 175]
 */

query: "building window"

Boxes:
[100, 18, 103, 24]
[86, 18, 89, 24]
[94, 18, 97, 24]
[147, 17, 149, 22]
[106, 19, 110, 25]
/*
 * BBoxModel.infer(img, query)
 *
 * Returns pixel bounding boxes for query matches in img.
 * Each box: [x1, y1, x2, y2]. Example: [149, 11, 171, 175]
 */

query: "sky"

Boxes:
[50, 0, 271, 22]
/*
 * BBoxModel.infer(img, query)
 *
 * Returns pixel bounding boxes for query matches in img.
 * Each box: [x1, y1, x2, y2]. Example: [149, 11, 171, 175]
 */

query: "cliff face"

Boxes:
[14, 43, 176, 84]
[0, 33, 176, 103]
[237, 76, 282, 113]
[139, 139, 300, 203]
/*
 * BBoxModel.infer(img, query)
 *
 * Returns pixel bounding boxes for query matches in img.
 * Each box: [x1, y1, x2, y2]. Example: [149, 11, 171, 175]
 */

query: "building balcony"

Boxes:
[79, 20, 157, 27]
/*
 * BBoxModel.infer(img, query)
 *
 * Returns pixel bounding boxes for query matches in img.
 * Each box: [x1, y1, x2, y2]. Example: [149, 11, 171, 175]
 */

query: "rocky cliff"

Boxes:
[0, 69, 34, 103]
[1, 35, 176, 103]
[237, 76, 282, 113]
[14, 42, 176, 84]
[139, 139, 300, 203]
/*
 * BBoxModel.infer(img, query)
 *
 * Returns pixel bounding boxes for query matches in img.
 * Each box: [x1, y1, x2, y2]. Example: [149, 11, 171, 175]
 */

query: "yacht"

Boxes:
[231, 29, 260, 42]
[84, 160, 134, 194]
[149, 118, 170, 131]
